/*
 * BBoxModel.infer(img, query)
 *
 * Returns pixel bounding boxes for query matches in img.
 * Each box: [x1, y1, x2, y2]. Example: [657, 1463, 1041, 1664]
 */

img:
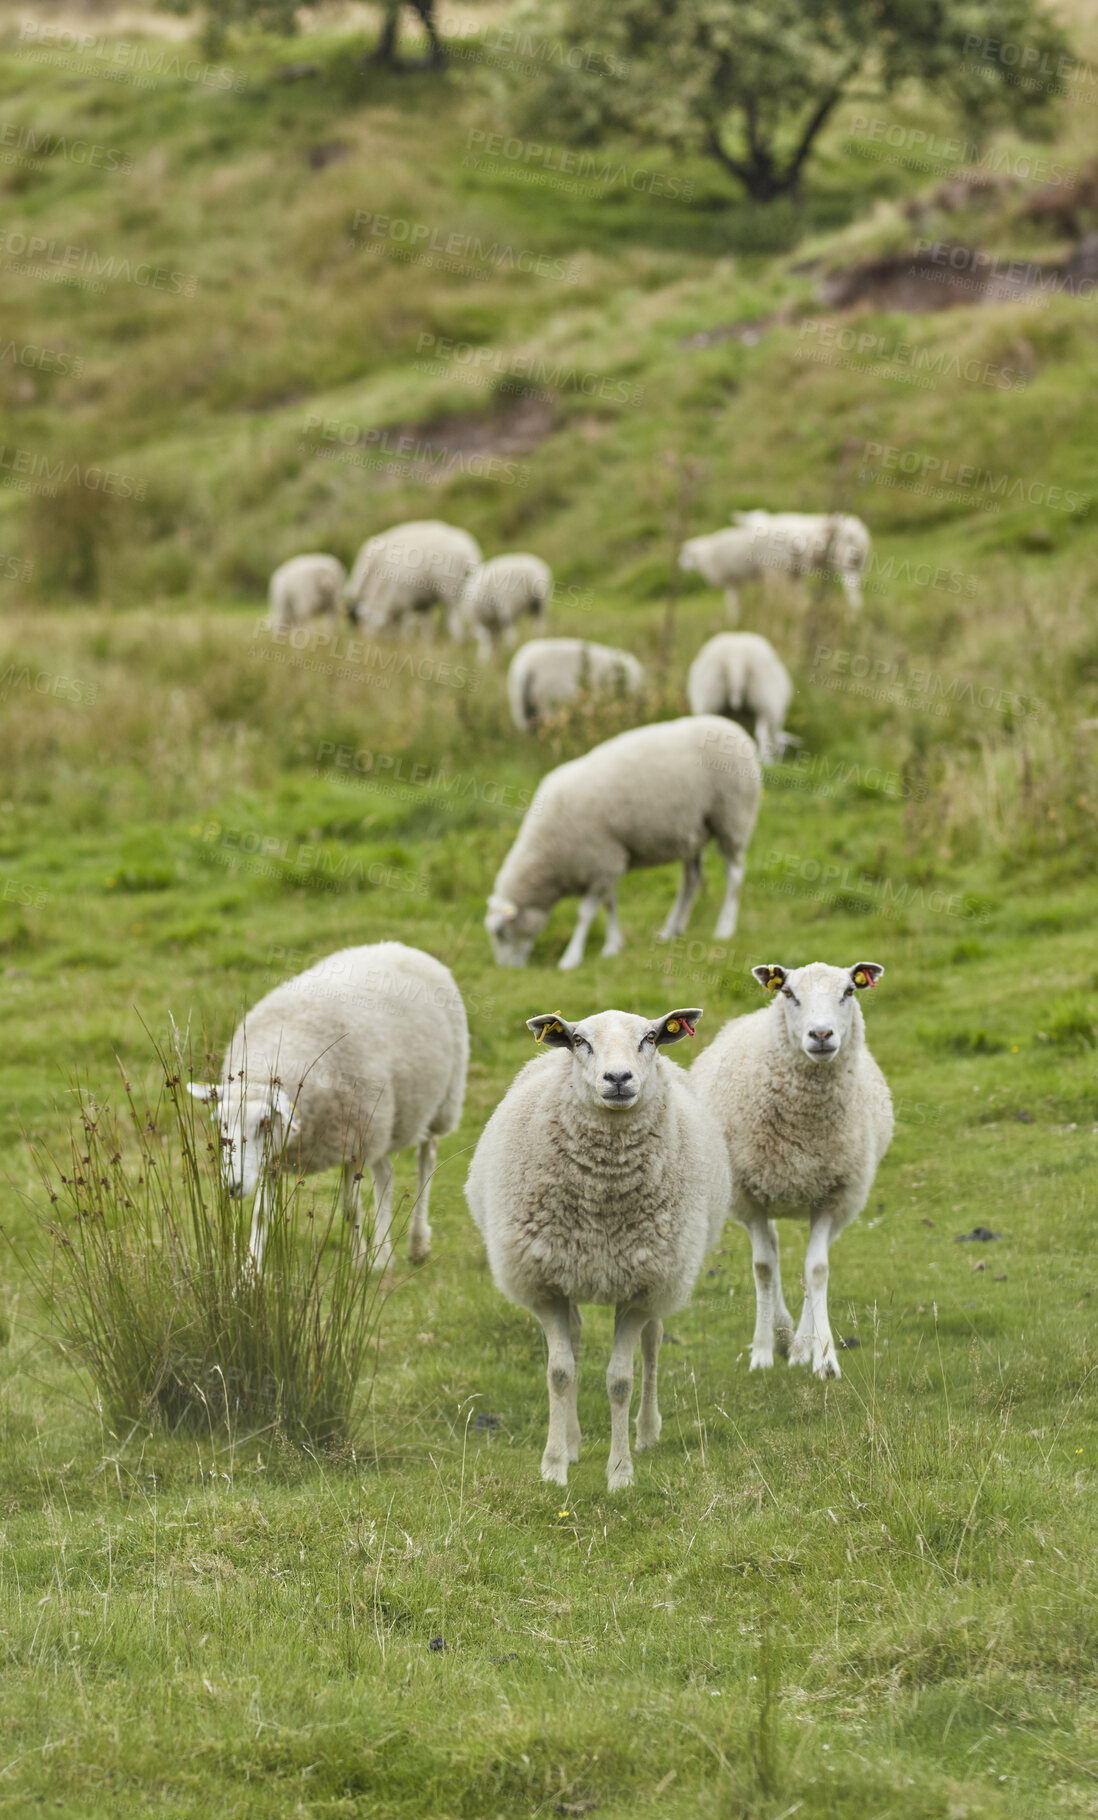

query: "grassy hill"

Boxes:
[2, 6, 1098, 1816]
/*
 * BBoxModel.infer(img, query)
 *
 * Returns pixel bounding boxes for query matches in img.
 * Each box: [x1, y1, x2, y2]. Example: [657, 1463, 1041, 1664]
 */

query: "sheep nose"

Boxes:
[602, 1070, 634, 1085]
[808, 1027, 833, 1043]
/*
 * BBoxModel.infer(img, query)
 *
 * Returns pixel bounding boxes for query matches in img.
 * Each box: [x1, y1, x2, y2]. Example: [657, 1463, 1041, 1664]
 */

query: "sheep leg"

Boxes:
[635, 1318, 662, 1450]
[409, 1134, 436, 1263]
[606, 1304, 648, 1490]
[536, 1296, 577, 1486]
[790, 1211, 840, 1379]
[658, 854, 702, 941]
[601, 886, 624, 958]
[567, 1303, 583, 1462]
[474, 628, 493, 665]
[723, 585, 741, 625]
[714, 854, 745, 940]
[746, 1218, 795, 1368]
[559, 892, 602, 970]
[364, 1156, 395, 1272]
[248, 1177, 271, 1271]
[754, 714, 776, 765]
[842, 572, 863, 615]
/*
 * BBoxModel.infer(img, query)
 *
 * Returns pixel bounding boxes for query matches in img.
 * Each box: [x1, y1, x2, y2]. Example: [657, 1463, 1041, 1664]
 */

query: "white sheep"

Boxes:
[451, 553, 553, 661]
[678, 526, 763, 625]
[268, 553, 347, 631]
[507, 637, 646, 732]
[465, 1006, 730, 1489]
[345, 520, 481, 634]
[485, 716, 762, 970]
[690, 961, 893, 1380]
[687, 632, 793, 763]
[730, 509, 871, 613]
[188, 942, 468, 1271]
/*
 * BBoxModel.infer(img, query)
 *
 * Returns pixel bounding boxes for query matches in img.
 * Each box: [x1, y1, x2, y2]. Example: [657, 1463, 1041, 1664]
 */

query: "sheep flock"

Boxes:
[193, 504, 896, 1488]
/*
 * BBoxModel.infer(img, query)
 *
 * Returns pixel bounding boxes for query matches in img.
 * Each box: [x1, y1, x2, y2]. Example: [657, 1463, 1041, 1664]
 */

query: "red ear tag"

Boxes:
[679, 1017, 696, 1037]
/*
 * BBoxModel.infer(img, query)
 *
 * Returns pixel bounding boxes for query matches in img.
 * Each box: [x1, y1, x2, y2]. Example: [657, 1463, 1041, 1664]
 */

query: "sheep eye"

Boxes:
[574, 1036, 591, 1053]
[843, 986, 854, 999]
[641, 1031, 657, 1046]
[781, 988, 797, 1002]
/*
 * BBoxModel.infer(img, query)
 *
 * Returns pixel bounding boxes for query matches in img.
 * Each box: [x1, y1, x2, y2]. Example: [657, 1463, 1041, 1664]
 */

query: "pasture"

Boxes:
[2, 6, 1098, 1815]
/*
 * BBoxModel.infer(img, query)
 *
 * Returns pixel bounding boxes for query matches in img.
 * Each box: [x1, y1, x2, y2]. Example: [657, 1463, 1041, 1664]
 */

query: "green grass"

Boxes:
[3, 6, 1098, 1816]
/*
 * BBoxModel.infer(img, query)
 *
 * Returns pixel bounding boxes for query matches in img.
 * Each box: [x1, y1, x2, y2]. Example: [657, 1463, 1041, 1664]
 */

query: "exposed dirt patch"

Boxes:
[361, 392, 556, 457]
[815, 235, 1098, 311]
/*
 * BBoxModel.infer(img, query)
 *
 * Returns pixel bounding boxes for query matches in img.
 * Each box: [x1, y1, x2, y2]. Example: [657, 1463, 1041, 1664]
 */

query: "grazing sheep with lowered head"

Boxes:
[346, 520, 481, 633]
[507, 637, 645, 731]
[268, 553, 346, 631]
[687, 632, 793, 763]
[451, 553, 553, 661]
[189, 942, 468, 1271]
[485, 716, 761, 970]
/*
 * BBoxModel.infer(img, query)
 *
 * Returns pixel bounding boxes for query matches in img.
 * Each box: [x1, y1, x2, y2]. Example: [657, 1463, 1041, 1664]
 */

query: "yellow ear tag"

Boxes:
[537, 1020, 563, 1043]
[855, 971, 868, 987]
[666, 1019, 680, 1034]
[767, 970, 783, 992]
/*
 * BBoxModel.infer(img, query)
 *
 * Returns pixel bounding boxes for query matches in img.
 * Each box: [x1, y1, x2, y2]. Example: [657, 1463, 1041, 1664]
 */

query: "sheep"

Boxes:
[690, 961, 893, 1381]
[345, 520, 481, 634]
[687, 632, 793, 764]
[451, 553, 553, 661]
[485, 716, 761, 970]
[507, 637, 646, 732]
[678, 526, 764, 625]
[730, 509, 872, 613]
[268, 553, 347, 631]
[465, 1006, 730, 1489]
[187, 942, 468, 1272]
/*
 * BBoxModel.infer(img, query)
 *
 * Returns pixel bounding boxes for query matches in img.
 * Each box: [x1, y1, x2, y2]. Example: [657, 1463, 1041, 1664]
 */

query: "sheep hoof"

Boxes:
[567, 1437, 581, 1464]
[558, 953, 582, 972]
[606, 1457, 634, 1491]
[814, 1355, 841, 1381]
[408, 1233, 431, 1264]
[749, 1349, 774, 1371]
[540, 1454, 569, 1487]
[635, 1417, 661, 1450]
[788, 1338, 812, 1367]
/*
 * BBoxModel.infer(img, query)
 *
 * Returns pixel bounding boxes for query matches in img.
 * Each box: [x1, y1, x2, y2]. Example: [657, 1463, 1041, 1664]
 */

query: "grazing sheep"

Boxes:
[465, 1006, 729, 1489]
[687, 632, 793, 764]
[730, 509, 871, 613]
[451, 554, 553, 661]
[485, 716, 761, 970]
[507, 637, 646, 732]
[690, 962, 893, 1380]
[678, 526, 763, 625]
[345, 520, 481, 633]
[268, 553, 347, 630]
[188, 942, 468, 1271]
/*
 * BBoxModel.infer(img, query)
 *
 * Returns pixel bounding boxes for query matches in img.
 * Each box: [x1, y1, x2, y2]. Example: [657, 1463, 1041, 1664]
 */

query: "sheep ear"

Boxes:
[850, 963, 884, 990]
[752, 964, 788, 994]
[653, 1009, 701, 1046]
[527, 1014, 574, 1049]
[187, 1083, 219, 1105]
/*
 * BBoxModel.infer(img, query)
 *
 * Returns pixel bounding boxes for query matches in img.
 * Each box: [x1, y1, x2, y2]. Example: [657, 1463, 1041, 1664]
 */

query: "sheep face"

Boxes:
[526, 1007, 702, 1111]
[751, 962, 883, 1062]
[485, 894, 547, 967]
[187, 1082, 301, 1197]
[678, 540, 703, 574]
